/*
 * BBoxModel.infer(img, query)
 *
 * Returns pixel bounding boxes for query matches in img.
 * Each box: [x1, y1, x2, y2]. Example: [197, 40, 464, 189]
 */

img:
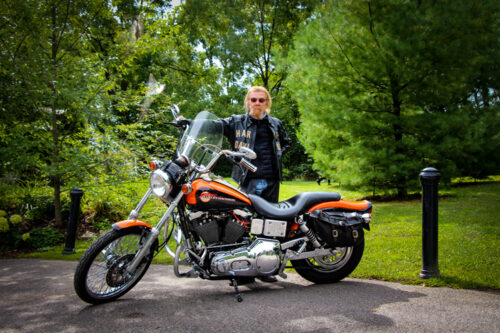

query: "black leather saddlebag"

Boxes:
[309, 210, 365, 248]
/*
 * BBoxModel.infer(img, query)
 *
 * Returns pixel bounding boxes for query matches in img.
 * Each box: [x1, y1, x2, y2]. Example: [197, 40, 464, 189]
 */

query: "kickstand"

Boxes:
[230, 278, 243, 302]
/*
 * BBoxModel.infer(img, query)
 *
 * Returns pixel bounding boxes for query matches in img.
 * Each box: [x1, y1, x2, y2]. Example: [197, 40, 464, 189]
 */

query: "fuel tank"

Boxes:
[185, 179, 251, 210]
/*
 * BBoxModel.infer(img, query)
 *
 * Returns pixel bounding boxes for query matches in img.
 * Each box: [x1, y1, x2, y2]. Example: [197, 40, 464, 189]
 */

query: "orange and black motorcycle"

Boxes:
[74, 111, 372, 303]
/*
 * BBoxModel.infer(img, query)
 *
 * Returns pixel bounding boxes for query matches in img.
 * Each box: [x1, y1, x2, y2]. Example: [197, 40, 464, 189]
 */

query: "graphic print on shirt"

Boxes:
[234, 129, 252, 149]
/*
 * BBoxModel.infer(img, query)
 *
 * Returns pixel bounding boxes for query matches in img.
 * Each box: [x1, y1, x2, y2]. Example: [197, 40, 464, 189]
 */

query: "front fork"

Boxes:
[126, 190, 185, 274]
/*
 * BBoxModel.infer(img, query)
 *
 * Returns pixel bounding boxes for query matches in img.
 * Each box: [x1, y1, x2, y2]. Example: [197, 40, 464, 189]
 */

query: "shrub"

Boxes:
[10, 214, 23, 225]
[0, 184, 24, 212]
[84, 191, 129, 231]
[24, 227, 64, 249]
[0, 215, 19, 251]
[23, 194, 55, 221]
[0, 217, 9, 233]
[0, 210, 6, 217]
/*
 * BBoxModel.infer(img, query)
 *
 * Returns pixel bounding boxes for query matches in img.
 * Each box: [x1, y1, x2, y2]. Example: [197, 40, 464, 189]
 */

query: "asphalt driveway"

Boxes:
[0, 259, 498, 332]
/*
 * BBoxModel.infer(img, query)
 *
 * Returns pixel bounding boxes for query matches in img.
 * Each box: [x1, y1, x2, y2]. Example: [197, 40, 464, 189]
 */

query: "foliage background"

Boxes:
[0, 0, 498, 269]
[284, 0, 500, 197]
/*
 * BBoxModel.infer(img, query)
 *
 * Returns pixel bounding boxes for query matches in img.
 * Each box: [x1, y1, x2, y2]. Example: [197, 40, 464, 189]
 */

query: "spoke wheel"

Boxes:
[309, 247, 352, 270]
[74, 227, 154, 304]
[291, 240, 364, 284]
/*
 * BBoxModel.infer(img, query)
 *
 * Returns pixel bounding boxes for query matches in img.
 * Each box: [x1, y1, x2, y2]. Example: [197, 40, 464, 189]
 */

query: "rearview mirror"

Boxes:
[170, 104, 180, 119]
[238, 147, 256, 160]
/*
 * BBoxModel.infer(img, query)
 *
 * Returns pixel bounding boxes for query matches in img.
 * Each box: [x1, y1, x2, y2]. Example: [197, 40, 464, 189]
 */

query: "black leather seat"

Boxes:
[249, 192, 341, 220]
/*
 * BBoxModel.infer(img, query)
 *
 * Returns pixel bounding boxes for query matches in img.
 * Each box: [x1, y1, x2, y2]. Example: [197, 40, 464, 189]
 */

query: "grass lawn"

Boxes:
[20, 180, 500, 290]
[354, 183, 500, 289]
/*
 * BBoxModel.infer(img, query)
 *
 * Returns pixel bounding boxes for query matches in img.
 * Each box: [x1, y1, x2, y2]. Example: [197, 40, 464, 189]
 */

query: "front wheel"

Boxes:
[291, 240, 364, 284]
[74, 227, 154, 304]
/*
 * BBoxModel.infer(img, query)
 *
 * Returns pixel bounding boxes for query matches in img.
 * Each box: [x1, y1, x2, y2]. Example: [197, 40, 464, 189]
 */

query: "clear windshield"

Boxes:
[177, 111, 223, 168]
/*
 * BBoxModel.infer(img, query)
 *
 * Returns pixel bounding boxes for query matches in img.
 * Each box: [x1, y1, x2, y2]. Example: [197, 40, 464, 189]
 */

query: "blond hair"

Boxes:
[244, 86, 272, 114]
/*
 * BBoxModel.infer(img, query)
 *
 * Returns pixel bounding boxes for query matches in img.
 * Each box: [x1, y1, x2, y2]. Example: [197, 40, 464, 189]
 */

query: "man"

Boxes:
[221, 86, 291, 203]
[222, 86, 291, 284]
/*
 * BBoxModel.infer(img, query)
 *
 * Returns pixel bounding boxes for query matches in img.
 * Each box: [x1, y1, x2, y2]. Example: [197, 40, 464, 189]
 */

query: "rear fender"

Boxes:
[112, 219, 153, 230]
[308, 199, 372, 213]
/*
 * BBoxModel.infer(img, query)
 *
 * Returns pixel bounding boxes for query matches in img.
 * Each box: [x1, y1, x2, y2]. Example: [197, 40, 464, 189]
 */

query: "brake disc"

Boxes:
[106, 254, 135, 287]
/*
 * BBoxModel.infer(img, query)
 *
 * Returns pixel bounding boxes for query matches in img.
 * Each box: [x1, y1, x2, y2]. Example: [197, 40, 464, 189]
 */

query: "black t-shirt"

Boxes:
[249, 116, 276, 179]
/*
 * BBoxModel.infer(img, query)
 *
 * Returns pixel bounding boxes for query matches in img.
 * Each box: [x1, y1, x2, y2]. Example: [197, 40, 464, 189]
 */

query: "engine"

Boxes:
[188, 209, 251, 245]
[210, 238, 281, 277]
[188, 210, 283, 277]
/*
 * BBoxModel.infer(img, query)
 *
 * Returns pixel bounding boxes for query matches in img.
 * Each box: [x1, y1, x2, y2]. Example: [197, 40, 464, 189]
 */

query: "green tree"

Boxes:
[1, 1, 182, 225]
[178, 0, 321, 95]
[285, 0, 500, 196]
[176, 0, 321, 177]
[1, 0, 109, 225]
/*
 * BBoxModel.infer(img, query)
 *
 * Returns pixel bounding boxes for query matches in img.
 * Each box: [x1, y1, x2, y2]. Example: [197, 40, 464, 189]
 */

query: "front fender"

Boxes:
[112, 219, 152, 230]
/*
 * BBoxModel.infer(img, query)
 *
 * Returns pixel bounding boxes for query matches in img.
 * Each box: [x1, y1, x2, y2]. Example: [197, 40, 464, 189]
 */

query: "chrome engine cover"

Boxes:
[210, 238, 281, 277]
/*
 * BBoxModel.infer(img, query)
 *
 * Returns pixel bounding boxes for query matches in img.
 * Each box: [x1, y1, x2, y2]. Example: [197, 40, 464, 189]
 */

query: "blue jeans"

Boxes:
[241, 178, 280, 203]
[254, 179, 268, 196]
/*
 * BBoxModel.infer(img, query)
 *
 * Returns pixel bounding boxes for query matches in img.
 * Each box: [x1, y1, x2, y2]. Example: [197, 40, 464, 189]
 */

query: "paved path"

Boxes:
[0, 259, 498, 332]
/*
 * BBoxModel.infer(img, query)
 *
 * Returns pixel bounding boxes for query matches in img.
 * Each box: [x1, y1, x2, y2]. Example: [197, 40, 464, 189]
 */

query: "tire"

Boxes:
[291, 240, 364, 284]
[74, 227, 154, 304]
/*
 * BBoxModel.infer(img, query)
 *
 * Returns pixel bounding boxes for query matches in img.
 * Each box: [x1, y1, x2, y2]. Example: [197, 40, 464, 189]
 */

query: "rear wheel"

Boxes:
[74, 227, 154, 304]
[291, 240, 364, 284]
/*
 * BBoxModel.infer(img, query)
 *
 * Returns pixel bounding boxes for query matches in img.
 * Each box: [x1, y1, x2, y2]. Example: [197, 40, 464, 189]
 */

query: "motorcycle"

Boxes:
[74, 110, 372, 304]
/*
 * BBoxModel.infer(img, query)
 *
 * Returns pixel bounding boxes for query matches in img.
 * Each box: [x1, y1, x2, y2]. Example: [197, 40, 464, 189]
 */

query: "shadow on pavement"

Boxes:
[0, 258, 449, 332]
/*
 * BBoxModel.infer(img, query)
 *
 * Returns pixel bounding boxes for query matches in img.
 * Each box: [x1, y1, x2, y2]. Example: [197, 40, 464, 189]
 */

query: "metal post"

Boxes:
[419, 168, 441, 278]
[62, 188, 83, 255]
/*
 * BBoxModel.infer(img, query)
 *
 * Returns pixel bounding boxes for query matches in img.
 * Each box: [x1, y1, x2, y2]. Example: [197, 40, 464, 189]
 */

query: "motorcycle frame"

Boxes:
[120, 142, 341, 278]
[125, 190, 184, 274]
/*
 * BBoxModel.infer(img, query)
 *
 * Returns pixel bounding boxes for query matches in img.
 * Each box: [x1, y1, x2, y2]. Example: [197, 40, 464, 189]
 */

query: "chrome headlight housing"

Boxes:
[149, 169, 172, 199]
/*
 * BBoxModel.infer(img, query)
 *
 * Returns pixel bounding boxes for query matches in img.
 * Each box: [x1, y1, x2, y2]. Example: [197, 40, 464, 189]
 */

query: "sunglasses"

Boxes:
[250, 97, 267, 103]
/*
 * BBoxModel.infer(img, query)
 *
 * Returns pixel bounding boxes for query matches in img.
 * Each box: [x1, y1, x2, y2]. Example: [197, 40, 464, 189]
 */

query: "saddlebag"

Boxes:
[308, 210, 365, 248]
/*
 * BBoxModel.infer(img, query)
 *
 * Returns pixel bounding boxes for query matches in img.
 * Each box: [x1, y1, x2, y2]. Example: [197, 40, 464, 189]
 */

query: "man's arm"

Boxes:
[219, 116, 235, 142]
[278, 120, 292, 154]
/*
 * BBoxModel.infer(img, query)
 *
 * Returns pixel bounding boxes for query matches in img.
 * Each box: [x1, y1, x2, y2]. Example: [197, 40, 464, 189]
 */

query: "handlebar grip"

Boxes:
[166, 117, 191, 128]
[240, 158, 258, 173]
[176, 118, 191, 126]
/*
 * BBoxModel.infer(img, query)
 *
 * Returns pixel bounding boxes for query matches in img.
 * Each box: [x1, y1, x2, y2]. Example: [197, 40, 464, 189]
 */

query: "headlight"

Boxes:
[149, 169, 172, 198]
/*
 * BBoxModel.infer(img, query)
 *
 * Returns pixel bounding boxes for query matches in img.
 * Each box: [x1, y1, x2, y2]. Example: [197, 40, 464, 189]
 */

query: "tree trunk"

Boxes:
[391, 83, 407, 199]
[51, 4, 63, 227]
[53, 175, 63, 227]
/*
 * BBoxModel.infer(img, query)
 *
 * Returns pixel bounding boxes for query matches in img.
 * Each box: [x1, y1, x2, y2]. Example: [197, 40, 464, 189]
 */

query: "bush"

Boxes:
[23, 194, 55, 221]
[10, 214, 22, 225]
[85, 194, 129, 231]
[23, 227, 64, 249]
[0, 217, 9, 233]
[0, 184, 24, 213]
[0, 215, 19, 251]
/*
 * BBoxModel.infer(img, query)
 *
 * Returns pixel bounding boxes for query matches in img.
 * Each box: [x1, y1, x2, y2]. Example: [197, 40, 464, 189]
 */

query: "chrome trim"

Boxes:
[149, 169, 172, 198]
[280, 236, 308, 250]
[125, 227, 159, 274]
[128, 188, 153, 219]
[126, 191, 184, 274]
[211, 238, 281, 277]
[277, 247, 338, 277]
[288, 248, 336, 260]
[298, 221, 321, 248]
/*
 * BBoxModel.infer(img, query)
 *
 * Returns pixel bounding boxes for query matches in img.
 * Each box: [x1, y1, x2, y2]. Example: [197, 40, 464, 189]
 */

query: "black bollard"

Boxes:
[419, 168, 441, 278]
[62, 188, 84, 255]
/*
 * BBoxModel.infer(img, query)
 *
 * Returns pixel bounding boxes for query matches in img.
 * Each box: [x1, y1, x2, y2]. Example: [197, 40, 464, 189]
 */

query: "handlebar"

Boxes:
[194, 149, 258, 174]
[166, 117, 191, 129]
[239, 158, 258, 173]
